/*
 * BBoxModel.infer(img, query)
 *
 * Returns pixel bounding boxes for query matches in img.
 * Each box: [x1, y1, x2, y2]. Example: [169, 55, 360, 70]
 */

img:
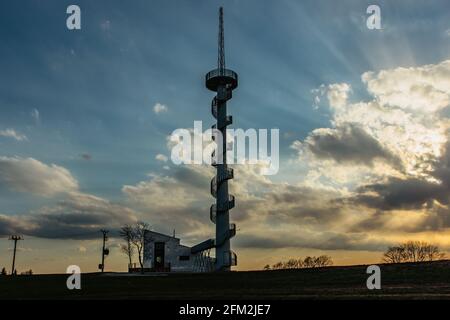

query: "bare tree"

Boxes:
[382, 241, 445, 263]
[303, 256, 315, 268]
[424, 243, 445, 261]
[131, 221, 150, 273]
[314, 255, 333, 267]
[272, 262, 283, 270]
[303, 256, 331, 268]
[285, 259, 299, 269]
[405, 241, 420, 262]
[382, 246, 405, 263]
[119, 225, 135, 269]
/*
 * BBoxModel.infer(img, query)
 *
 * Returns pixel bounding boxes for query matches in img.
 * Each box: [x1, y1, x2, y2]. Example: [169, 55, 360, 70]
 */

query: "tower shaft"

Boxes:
[215, 92, 231, 270]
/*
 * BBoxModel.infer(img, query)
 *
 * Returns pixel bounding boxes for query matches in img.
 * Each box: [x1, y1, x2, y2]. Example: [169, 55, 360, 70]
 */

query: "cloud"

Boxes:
[153, 102, 168, 114]
[121, 163, 364, 250]
[0, 193, 138, 239]
[432, 139, 450, 187]
[298, 59, 450, 186]
[236, 232, 389, 252]
[349, 205, 450, 234]
[0, 157, 78, 196]
[353, 177, 447, 210]
[300, 123, 401, 167]
[284, 58, 450, 244]
[7, 246, 33, 252]
[362, 60, 450, 112]
[122, 166, 212, 239]
[0, 129, 27, 141]
[340, 139, 450, 239]
[347, 139, 450, 232]
[155, 154, 168, 162]
[327, 83, 351, 110]
[259, 183, 344, 226]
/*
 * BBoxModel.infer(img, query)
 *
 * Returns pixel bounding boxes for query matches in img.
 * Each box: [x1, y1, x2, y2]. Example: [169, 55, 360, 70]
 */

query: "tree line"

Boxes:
[262, 241, 447, 270]
[264, 255, 333, 270]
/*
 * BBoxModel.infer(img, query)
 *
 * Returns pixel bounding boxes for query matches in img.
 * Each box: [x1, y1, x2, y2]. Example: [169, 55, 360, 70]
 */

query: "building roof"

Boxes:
[144, 229, 180, 241]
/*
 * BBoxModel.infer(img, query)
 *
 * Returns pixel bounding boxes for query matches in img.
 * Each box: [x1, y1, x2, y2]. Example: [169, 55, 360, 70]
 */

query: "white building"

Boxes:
[143, 230, 214, 272]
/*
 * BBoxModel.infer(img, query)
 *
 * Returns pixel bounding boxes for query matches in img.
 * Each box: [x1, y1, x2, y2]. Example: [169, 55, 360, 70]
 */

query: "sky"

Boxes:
[1, 0, 450, 273]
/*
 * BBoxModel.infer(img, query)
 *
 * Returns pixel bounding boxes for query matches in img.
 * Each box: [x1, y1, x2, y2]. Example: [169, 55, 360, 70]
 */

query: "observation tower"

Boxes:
[192, 7, 238, 271]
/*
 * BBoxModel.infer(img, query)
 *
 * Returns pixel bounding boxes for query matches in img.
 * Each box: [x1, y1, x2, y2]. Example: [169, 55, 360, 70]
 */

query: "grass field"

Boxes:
[1, 260, 450, 299]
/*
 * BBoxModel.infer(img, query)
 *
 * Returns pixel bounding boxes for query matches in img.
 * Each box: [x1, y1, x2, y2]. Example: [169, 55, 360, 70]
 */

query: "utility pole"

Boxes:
[9, 235, 23, 275]
[99, 230, 109, 273]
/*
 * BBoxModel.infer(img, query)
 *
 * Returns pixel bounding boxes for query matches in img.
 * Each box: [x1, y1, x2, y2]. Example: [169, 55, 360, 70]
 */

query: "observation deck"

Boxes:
[205, 68, 238, 91]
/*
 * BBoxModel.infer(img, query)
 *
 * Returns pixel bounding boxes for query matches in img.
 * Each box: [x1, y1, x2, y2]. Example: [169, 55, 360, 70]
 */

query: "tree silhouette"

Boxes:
[119, 224, 135, 269]
[268, 255, 333, 270]
[130, 221, 150, 273]
[383, 241, 445, 263]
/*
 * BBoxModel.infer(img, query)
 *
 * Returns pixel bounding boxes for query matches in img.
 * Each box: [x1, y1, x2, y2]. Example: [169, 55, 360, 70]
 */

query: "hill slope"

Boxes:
[1, 260, 450, 299]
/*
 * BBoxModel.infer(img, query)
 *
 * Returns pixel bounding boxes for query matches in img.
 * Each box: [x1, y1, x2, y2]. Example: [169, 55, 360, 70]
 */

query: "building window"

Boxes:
[179, 255, 190, 261]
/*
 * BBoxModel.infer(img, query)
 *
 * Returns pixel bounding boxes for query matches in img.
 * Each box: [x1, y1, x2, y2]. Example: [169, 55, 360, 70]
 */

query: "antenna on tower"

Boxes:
[218, 7, 225, 75]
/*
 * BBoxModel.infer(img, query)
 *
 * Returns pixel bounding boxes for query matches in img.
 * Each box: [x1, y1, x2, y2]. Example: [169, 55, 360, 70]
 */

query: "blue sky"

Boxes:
[1, 0, 450, 272]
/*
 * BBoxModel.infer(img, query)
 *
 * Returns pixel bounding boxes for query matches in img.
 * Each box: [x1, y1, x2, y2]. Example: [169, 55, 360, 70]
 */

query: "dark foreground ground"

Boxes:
[1, 260, 450, 299]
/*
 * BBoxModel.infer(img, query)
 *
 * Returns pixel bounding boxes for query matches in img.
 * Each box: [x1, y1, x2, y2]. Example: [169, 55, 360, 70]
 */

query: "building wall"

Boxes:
[143, 232, 196, 272]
